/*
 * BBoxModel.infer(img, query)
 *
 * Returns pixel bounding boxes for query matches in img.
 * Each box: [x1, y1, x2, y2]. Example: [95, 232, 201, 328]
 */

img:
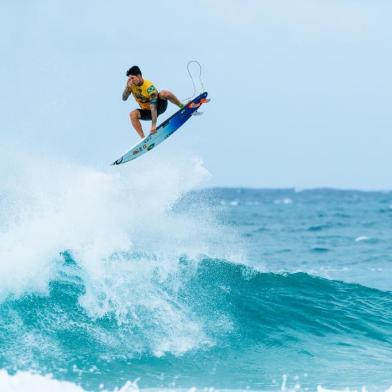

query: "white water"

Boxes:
[0, 370, 139, 392]
[1, 371, 391, 392]
[0, 149, 243, 355]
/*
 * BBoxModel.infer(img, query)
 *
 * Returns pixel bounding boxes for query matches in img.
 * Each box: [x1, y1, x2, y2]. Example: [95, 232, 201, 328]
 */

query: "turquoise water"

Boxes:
[1, 162, 392, 391]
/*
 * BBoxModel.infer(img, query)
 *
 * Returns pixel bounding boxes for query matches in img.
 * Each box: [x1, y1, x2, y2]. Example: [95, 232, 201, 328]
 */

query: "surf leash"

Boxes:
[182, 60, 206, 104]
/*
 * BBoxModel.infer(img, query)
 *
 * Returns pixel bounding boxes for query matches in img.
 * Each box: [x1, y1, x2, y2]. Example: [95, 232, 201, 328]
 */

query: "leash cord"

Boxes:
[182, 60, 205, 103]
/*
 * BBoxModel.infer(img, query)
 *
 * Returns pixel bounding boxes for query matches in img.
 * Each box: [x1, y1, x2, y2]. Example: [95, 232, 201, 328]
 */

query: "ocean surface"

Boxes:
[0, 157, 392, 391]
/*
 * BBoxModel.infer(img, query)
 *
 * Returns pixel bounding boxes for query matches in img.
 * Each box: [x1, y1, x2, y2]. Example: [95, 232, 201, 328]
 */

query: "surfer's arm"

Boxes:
[122, 87, 131, 101]
[150, 102, 158, 133]
[123, 77, 134, 101]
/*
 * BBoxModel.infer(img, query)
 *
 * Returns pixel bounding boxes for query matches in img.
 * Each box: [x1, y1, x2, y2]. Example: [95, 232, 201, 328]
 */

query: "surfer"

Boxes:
[122, 65, 184, 139]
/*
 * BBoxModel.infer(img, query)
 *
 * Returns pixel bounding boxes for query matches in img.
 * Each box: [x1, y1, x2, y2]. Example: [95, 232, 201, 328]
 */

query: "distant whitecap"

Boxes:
[355, 236, 369, 242]
[274, 198, 293, 205]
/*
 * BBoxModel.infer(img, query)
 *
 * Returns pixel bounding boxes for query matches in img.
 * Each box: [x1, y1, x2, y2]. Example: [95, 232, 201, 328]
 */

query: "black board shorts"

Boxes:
[138, 98, 168, 120]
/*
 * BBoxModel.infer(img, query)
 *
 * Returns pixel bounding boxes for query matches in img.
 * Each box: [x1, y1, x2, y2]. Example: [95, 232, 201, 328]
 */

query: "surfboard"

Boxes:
[112, 92, 209, 165]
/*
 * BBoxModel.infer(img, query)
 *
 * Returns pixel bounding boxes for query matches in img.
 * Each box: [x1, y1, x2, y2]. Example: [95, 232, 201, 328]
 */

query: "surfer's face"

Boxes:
[129, 74, 143, 86]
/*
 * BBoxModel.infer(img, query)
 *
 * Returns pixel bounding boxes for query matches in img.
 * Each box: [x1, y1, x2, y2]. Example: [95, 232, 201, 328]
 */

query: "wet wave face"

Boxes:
[1, 152, 392, 391]
[1, 258, 392, 391]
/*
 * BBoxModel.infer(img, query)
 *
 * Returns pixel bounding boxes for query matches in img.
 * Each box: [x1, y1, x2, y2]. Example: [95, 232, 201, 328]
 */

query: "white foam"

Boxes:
[0, 370, 85, 392]
[1, 371, 391, 392]
[0, 370, 144, 392]
[0, 149, 242, 355]
[273, 198, 293, 205]
[0, 150, 208, 298]
[354, 236, 369, 242]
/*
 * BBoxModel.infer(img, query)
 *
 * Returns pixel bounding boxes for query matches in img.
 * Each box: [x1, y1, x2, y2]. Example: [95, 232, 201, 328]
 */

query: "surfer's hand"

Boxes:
[127, 77, 133, 88]
[150, 126, 157, 134]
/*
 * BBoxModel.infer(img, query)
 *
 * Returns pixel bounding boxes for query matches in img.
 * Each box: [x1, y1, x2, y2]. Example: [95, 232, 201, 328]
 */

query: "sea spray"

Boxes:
[0, 151, 241, 300]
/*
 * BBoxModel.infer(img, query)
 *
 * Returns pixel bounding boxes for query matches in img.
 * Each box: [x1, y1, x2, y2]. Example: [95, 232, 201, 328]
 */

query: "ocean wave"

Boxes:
[1, 257, 392, 390]
[1, 153, 392, 390]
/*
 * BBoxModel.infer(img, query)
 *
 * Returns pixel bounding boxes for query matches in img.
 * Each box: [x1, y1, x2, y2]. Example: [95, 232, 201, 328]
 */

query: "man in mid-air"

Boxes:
[122, 65, 184, 139]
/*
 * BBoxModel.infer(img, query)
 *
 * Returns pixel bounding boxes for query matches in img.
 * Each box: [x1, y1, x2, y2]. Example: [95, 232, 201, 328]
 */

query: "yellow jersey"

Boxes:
[128, 79, 159, 110]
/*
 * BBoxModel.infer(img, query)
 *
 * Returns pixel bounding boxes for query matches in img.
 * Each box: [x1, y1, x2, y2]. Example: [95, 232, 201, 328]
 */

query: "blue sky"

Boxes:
[1, 0, 391, 189]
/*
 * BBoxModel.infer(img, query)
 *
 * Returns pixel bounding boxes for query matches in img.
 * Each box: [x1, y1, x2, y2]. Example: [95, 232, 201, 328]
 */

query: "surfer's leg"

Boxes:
[130, 110, 145, 139]
[159, 90, 183, 108]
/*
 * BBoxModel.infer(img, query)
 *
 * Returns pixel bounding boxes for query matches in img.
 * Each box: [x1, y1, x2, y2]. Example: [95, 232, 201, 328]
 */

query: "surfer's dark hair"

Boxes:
[126, 66, 142, 77]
